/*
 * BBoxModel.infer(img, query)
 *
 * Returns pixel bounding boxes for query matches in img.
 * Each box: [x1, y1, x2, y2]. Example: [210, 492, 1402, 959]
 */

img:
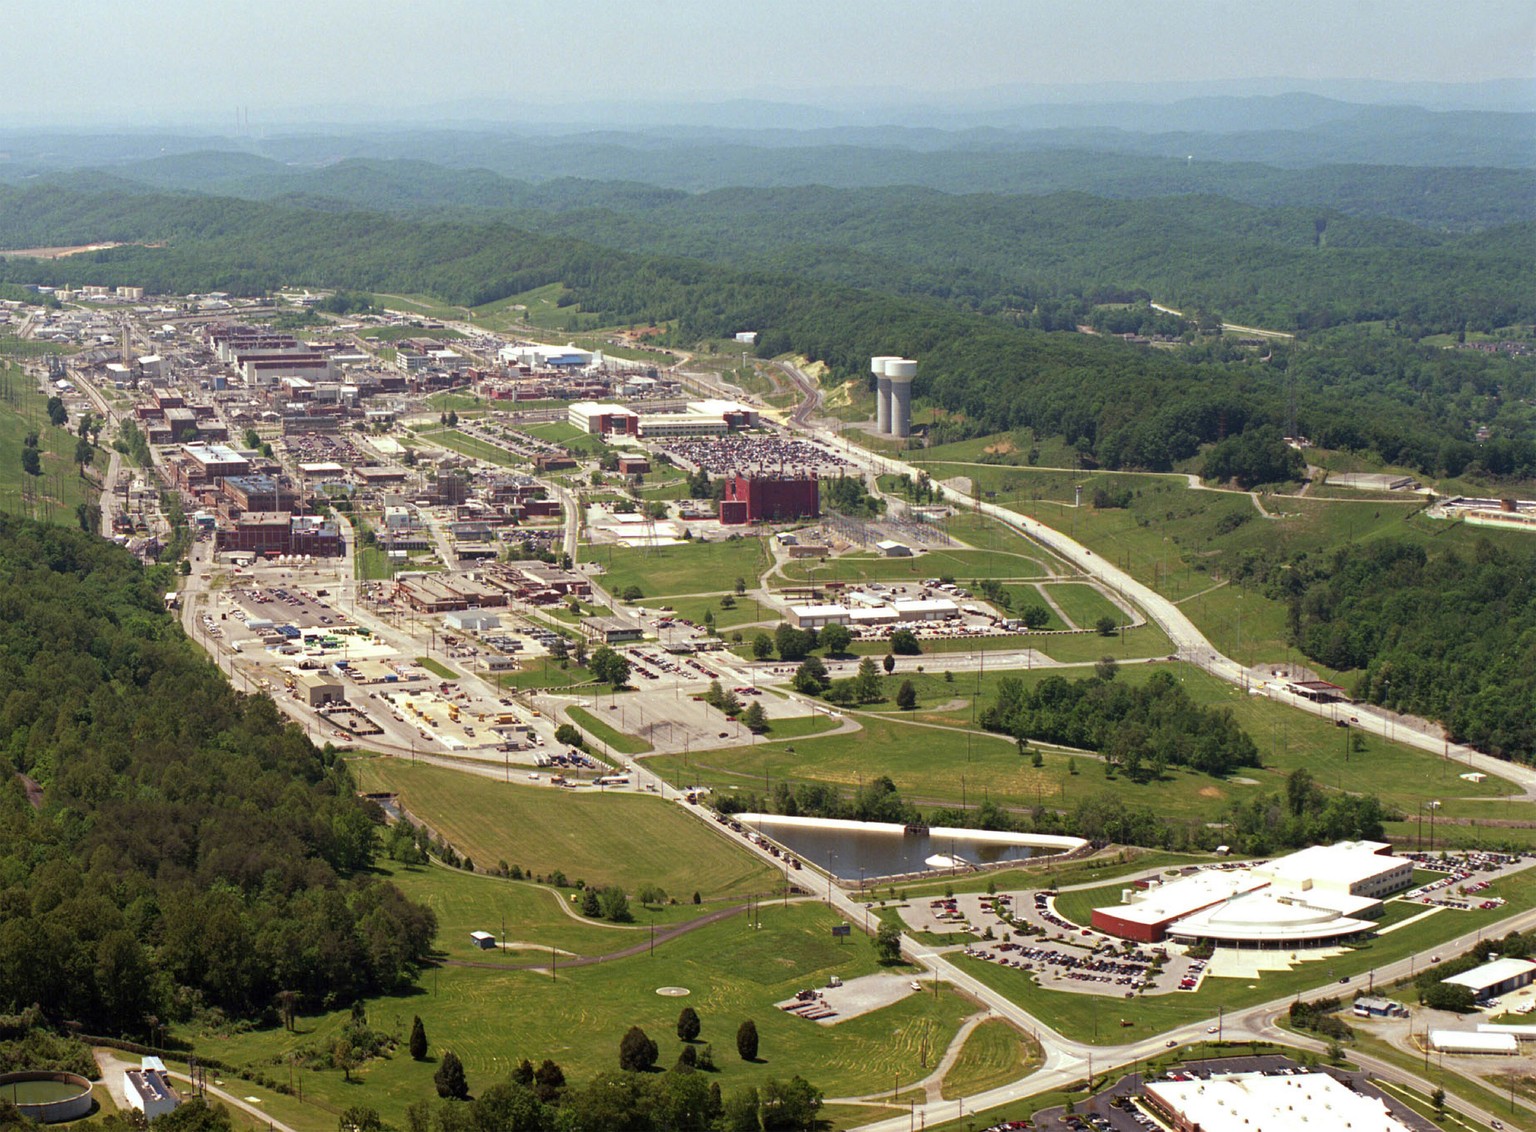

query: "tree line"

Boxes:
[0, 518, 437, 1039]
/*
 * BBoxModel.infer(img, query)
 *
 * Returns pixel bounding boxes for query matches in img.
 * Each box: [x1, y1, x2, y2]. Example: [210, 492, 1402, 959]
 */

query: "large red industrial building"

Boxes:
[719, 474, 819, 525]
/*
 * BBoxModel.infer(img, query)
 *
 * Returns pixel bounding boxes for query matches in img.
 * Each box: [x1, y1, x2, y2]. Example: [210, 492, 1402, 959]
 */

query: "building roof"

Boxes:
[1429, 1030, 1519, 1053]
[1146, 1071, 1410, 1132]
[1095, 869, 1267, 929]
[789, 603, 849, 619]
[1253, 841, 1406, 889]
[890, 598, 959, 616]
[1444, 958, 1536, 993]
[1168, 889, 1377, 943]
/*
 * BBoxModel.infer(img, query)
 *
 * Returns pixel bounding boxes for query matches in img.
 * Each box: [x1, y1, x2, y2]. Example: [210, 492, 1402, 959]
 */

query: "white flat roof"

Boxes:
[1430, 1030, 1519, 1054]
[789, 604, 848, 618]
[1254, 841, 1408, 888]
[890, 598, 959, 615]
[1445, 957, 1536, 992]
[1097, 869, 1267, 928]
[1146, 1071, 1411, 1132]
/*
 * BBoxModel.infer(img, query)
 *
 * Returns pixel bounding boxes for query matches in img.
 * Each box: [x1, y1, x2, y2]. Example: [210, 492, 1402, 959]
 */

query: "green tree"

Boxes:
[409, 1015, 428, 1061]
[677, 1006, 702, 1042]
[619, 1025, 659, 1072]
[621, 585, 644, 601]
[741, 701, 768, 732]
[719, 593, 736, 610]
[882, 653, 896, 674]
[599, 886, 632, 922]
[1095, 655, 1119, 681]
[890, 628, 921, 655]
[819, 623, 852, 656]
[875, 921, 903, 964]
[554, 722, 585, 749]
[1095, 615, 1118, 637]
[895, 680, 917, 710]
[590, 646, 630, 688]
[1020, 605, 1051, 629]
[20, 447, 41, 477]
[435, 1050, 469, 1099]
[751, 633, 774, 660]
[46, 396, 67, 427]
[75, 436, 94, 475]
[791, 656, 829, 694]
[736, 1019, 759, 1061]
[853, 657, 884, 703]
[338, 1106, 384, 1132]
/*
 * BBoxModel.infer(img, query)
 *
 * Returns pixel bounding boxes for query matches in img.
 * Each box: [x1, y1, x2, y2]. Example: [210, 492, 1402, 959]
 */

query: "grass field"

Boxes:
[938, 1019, 1041, 1101]
[776, 548, 1052, 585]
[178, 897, 978, 1129]
[0, 366, 98, 522]
[913, 463, 1536, 673]
[567, 705, 653, 755]
[420, 427, 522, 466]
[354, 545, 396, 581]
[350, 758, 779, 899]
[1044, 583, 1128, 630]
[647, 661, 1520, 831]
[595, 538, 773, 599]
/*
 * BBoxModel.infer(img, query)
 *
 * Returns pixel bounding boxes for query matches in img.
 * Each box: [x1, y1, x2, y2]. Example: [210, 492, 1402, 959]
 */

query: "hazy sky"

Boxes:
[5, 0, 1533, 125]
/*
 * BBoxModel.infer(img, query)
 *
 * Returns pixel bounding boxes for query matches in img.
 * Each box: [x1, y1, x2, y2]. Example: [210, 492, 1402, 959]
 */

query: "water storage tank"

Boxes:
[871, 356, 898, 433]
[886, 359, 917, 438]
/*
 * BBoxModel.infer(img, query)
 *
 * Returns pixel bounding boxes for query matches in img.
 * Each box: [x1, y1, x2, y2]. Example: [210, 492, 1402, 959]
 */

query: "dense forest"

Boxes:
[978, 669, 1261, 780]
[1276, 538, 1536, 764]
[0, 519, 436, 1037]
[2, 183, 1532, 481]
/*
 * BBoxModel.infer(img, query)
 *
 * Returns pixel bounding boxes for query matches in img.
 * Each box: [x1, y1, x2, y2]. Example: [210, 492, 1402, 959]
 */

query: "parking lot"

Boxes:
[901, 891, 1207, 998]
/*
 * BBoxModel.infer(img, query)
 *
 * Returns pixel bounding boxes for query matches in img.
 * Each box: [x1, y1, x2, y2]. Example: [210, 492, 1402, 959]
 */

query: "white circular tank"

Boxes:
[870, 355, 899, 375]
[885, 359, 917, 382]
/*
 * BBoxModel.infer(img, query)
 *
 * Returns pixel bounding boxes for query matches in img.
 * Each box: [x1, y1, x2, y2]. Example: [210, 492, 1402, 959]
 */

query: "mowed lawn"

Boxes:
[646, 663, 1520, 829]
[0, 368, 98, 519]
[595, 538, 773, 598]
[938, 1019, 1041, 1101]
[351, 759, 780, 899]
[776, 548, 1051, 585]
[1044, 583, 1128, 630]
[186, 900, 977, 1128]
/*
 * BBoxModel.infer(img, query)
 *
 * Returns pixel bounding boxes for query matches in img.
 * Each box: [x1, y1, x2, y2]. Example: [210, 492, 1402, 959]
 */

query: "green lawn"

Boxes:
[414, 656, 458, 680]
[493, 661, 595, 693]
[351, 758, 779, 899]
[0, 367, 98, 522]
[650, 661, 1520, 830]
[1044, 583, 1129, 631]
[567, 705, 653, 755]
[776, 548, 1051, 586]
[422, 427, 522, 466]
[354, 545, 396, 581]
[595, 539, 773, 599]
[176, 898, 976, 1129]
[938, 1019, 1042, 1101]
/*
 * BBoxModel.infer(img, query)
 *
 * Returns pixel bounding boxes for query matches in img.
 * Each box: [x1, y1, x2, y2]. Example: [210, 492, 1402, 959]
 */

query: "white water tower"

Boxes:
[870, 356, 899, 433]
[886, 358, 917, 438]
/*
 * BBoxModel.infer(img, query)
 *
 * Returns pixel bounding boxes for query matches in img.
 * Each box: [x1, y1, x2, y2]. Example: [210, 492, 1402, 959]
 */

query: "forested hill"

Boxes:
[43, 147, 1536, 230]
[3, 176, 1533, 338]
[2, 184, 1533, 479]
[0, 518, 435, 1035]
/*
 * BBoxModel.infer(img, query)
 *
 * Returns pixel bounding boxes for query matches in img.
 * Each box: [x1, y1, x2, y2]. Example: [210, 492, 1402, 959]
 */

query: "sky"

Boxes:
[4, 0, 1533, 126]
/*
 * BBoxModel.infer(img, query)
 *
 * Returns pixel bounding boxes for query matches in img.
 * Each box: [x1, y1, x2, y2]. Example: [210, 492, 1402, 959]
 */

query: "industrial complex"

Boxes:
[1090, 841, 1414, 945]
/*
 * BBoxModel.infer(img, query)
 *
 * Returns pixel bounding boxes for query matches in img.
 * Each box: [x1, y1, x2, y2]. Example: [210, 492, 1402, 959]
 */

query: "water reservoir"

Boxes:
[738, 814, 1085, 881]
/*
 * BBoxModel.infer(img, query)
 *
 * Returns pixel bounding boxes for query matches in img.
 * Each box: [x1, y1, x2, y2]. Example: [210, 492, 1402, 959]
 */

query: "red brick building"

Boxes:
[719, 474, 819, 525]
